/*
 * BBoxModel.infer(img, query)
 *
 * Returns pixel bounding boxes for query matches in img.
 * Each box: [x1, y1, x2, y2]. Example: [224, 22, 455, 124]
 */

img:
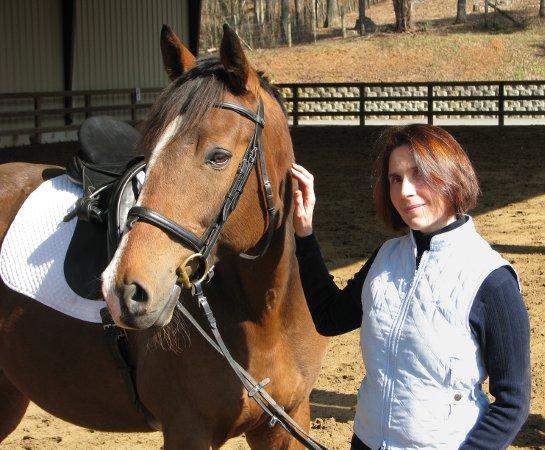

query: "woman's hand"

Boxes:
[290, 163, 316, 237]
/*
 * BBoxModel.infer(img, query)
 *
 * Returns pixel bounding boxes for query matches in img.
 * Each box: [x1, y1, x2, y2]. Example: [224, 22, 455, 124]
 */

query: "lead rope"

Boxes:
[176, 281, 329, 450]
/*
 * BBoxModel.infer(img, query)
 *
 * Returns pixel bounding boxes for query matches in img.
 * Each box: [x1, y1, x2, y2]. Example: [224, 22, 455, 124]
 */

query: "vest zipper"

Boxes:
[379, 251, 430, 449]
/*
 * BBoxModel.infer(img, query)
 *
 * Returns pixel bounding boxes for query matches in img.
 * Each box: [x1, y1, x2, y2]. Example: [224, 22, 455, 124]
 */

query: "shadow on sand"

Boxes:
[310, 389, 357, 423]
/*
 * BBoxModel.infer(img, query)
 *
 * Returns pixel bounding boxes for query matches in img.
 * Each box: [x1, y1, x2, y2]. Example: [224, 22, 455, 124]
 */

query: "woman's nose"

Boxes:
[400, 178, 416, 197]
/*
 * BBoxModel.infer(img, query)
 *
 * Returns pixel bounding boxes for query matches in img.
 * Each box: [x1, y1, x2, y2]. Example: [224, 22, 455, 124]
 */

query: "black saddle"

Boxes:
[64, 116, 145, 299]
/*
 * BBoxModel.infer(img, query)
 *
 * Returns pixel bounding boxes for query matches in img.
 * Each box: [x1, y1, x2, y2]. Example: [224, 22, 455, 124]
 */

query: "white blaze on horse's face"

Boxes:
[144, 116, 184, 176]
[101, 116, 183, 328]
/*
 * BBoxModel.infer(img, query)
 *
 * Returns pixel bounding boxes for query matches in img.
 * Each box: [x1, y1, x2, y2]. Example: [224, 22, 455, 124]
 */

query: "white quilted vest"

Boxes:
[354, 217, 515, 450]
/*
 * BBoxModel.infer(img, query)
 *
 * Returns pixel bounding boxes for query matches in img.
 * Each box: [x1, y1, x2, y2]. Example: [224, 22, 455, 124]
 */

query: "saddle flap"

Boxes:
[64, 161, 145, 300]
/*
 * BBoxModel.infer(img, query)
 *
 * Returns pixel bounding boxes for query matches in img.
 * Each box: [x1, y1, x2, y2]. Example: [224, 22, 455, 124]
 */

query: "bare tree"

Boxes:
[280, 0, 290, 43]
[219, 0, 230, 20]
[265, 0, 273, 24]
[540, 0, 544, 17]
[294, 0, 304, 29]
[357, 0, 366, 34]
[392, 0, 412, 31]
[254, 0, 263, 26]
[455, 0, 467, 23]
[324, 0, 340, 27]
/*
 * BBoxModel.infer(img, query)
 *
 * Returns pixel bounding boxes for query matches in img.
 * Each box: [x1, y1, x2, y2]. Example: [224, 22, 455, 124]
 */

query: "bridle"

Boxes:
[124, 96, 329, 450]
[127, 97, 276, 288]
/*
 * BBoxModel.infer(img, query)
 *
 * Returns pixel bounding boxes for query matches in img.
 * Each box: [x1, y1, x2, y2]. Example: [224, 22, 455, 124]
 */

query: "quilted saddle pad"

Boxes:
[0, 174, 106, 323]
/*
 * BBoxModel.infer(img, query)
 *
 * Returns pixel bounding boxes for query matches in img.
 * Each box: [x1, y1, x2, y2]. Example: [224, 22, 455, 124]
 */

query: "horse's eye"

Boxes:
[206, 149, 232, 168]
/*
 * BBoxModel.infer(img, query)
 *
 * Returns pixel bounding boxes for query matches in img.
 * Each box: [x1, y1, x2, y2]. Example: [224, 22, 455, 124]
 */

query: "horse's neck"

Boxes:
[215, 222, 298, 325]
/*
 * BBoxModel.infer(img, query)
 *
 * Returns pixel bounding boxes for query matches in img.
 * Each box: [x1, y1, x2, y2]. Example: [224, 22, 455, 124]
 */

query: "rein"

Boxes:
[125, 97, 329, 450]
[177, 282, 329, 450]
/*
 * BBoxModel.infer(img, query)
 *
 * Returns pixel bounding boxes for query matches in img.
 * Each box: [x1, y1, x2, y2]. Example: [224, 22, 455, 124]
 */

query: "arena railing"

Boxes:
[1, 81, 544, 143]
[276, 80, 545, 127]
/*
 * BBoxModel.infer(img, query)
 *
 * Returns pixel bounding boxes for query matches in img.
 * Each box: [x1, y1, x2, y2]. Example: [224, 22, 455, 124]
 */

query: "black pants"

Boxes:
[350, 434, 372, 450]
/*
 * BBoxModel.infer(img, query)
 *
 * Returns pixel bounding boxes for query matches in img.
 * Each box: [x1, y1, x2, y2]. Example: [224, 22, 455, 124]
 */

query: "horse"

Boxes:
[0, 25, 328, 449]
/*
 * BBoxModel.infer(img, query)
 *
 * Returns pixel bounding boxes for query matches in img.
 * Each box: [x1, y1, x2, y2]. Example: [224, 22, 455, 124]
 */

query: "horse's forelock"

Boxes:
[138, 58, 285, 157]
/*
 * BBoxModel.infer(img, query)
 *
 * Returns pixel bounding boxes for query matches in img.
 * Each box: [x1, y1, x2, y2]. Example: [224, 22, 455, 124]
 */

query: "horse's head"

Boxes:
[101, 24, 292, 329]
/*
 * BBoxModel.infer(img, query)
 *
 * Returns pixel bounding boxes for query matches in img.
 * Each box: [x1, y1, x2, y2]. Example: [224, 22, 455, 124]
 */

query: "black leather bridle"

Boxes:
[127, 97, 277, 287]
[123, 97, 329, 450]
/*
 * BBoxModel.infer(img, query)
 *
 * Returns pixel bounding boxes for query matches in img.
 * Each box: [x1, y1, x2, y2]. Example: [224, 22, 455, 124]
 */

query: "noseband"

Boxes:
[127, 97, 276, 287]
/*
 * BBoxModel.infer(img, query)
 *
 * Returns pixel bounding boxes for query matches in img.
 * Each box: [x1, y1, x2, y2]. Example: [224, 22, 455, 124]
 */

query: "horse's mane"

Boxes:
[138, 58, 286, 154]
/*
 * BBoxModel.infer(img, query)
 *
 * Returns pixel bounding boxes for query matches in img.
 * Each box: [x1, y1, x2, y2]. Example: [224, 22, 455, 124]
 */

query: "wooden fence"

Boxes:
[1, 81, 544, 144]
[0, 88, 161, 143]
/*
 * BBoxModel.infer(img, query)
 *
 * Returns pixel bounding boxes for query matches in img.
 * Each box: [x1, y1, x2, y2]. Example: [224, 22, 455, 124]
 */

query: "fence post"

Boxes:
[427, 83, 434, 125]
[292, 86, 299, 127]
[359, 84, 366, 126]
[33, 95, 42, 144]
[498, 82, 505, 126]
[84, 94, 91, 119]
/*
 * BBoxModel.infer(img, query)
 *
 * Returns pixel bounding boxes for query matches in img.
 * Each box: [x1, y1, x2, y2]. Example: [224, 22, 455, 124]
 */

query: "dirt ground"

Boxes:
[1, 125, 544, 449]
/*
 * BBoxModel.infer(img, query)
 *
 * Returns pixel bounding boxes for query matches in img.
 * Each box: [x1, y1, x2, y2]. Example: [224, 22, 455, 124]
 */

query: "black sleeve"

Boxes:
[295, 233, 380, 337]
[461, 266, 531, 450]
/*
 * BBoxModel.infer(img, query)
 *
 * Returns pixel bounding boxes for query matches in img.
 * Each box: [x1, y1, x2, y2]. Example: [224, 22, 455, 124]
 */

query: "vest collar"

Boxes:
[409, 214, 476, 252]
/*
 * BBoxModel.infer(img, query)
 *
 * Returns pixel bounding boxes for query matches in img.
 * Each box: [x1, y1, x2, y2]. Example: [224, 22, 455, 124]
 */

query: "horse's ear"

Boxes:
[160, 24, 197, 81]
[220, 24, 259, 94]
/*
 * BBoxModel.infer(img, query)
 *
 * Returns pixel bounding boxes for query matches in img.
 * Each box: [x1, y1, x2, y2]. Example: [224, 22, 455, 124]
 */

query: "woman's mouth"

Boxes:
[405, 204, 425, 213]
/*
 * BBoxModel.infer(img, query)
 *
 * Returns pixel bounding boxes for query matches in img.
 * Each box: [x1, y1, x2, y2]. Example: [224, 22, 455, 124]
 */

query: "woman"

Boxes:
[291, 124, 530, 450]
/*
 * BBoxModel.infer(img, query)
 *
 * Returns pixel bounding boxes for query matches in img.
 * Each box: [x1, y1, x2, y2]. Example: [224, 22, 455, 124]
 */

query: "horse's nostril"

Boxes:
[124, 282, 149, 303]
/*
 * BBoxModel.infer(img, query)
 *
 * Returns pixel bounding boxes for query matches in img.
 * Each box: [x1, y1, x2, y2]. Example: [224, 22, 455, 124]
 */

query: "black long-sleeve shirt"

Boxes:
[296, 219, 531, 450]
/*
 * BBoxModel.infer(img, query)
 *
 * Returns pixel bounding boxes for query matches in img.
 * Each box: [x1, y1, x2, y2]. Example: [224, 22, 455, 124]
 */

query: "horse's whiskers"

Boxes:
[147, 310, 191, 354]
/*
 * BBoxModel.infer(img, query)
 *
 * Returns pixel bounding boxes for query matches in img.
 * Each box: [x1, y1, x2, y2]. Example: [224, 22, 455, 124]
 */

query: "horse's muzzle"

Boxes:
[116, 283, 181, 329]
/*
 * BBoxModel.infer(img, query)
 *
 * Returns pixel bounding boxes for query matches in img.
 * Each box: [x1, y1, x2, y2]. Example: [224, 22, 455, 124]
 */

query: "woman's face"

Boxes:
[388, 145, 455, 233]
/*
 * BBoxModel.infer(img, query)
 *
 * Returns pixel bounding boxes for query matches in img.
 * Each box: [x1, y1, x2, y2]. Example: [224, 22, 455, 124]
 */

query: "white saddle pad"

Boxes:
[0, 175, 106, 323]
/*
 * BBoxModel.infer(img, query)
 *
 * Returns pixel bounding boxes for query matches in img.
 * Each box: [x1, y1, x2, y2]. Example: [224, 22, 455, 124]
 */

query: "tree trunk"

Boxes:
[295, 0, 304, 29]
[358, 0, 366, 34]
[392, 0, 412, 31]
[254, 0, 262, 26]
[219, 0, 230, 21]
[264, 0, 272, 24]
[312, 0, 317, 42]
[280, 0, 290, 44]
[324, 0, 340, 27]
[540, 0, 544, 17]
[455, 0, 467, 23]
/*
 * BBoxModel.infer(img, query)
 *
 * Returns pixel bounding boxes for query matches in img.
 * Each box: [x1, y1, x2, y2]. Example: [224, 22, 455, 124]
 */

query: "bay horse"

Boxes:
[0, 25, 327, 449]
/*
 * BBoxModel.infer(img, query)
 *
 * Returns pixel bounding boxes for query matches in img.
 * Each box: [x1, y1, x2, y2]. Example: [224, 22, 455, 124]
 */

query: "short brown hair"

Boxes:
[372, 124, 480, 231]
